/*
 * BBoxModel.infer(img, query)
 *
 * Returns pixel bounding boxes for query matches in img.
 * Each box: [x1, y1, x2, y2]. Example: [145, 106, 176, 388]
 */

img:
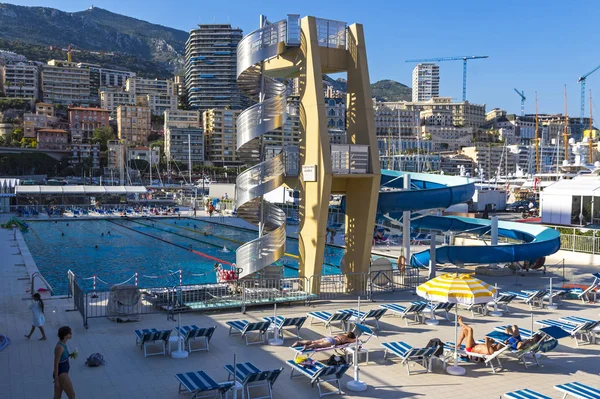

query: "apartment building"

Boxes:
[422, 126, 474, 151]
[402, 97, 486, 128]
[107, 140, 126, 182]
[77, 63, 135, 104]
[439, 153, 475, 176]
[36, 102, 55, 117]
[0, 61, 39, 99]
[202, 108, 241, 165]
[462, 145, 519, 177]
[100, 87, 135, 116]
[68, 107, 111, 144]
[374, 101, 420, 138]
[70, 144, 100, 169]
[128, 146, 160, 165]
[36, 128, 69, 150]
[185, 24, 243, 111]
[412, 63, 439, 102]
[126, 77, 174, 96]
[42, 60, 91, 105]
[23, 113, 57, 138]
[140, 93, 177, 115]
[164, 109, 201, 129]
[380, 153, 440, 172]
[117, 105, 151, 146]
[164, 128, 204, 167]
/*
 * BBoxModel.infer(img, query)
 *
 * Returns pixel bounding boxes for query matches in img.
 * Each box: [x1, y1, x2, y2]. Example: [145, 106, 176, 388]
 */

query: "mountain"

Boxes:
[323, 75, 412, 102]
[0, 3, 187, 76]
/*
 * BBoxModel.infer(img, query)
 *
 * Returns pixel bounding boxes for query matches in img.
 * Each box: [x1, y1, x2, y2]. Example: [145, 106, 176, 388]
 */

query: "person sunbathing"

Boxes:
[292, 332, 356, 350]
[457, 316, 502, 355]
[504, 325, 543, 350]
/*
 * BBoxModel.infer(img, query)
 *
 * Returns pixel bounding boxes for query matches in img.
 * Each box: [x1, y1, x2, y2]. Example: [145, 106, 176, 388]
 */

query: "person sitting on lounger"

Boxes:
[504, 325, 542, 350]
[457, 316, 502, 355]
[292, 332, 356, 351]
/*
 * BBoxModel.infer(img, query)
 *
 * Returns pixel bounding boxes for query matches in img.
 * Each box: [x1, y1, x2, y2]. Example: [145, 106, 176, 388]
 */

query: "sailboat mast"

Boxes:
[589, 90, 594, 164]
[563, 85, 570, 162]
[535, 91, 539, 173]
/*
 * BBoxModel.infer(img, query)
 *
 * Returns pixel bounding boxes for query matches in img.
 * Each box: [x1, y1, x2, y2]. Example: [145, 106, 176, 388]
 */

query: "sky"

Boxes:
[6, 0, 600, 117]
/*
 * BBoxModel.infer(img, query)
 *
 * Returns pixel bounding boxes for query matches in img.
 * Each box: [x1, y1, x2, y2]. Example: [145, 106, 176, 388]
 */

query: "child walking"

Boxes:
[25, 293, 47, 340]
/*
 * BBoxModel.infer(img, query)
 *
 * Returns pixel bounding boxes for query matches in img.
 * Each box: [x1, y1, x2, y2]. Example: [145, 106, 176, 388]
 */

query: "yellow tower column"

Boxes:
[343, 24, 381, 276]
[297, 16, 332, 293]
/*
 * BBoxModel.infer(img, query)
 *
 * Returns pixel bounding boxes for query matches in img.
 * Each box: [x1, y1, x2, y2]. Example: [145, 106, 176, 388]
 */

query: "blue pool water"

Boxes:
[23, 218, 346, 295]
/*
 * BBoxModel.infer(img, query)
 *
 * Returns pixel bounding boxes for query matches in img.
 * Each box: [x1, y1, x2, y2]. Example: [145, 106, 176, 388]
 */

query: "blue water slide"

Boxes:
[375, 170, 561, 267]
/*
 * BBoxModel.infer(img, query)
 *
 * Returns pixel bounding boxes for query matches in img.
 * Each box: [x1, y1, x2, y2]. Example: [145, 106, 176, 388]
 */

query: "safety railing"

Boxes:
[66, 268, 420, 327]
[331, 144, 370, 174]
[315, 18, 347, 49]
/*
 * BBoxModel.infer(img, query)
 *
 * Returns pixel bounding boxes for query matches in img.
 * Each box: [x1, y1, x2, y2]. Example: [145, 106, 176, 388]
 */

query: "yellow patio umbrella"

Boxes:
[416, 273, 496, 376]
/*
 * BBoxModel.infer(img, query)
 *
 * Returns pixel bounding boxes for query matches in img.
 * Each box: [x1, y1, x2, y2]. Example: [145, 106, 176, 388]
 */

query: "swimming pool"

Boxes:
[23, 218, 346, 295]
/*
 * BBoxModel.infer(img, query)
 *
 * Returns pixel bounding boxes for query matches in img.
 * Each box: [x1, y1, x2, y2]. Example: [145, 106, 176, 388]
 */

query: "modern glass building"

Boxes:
[185, 24, 243, 111]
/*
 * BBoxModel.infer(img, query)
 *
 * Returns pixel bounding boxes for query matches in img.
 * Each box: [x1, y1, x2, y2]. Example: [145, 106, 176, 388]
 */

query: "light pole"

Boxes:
[187, 134, 192, 185]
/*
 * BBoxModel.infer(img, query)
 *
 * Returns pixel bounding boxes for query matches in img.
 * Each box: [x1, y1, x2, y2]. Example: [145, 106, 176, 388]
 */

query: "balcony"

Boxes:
[284, 144, 370, 177]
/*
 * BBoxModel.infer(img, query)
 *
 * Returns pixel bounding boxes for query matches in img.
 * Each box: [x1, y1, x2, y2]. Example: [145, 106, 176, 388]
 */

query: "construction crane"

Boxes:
[405, 55, 488, 101]
[578, 63, 600, 124]
[514, 88, 526, 116]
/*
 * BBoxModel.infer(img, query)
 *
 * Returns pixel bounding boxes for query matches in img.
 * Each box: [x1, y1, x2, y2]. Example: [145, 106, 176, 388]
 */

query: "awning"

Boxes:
[15, 185, 148, 195]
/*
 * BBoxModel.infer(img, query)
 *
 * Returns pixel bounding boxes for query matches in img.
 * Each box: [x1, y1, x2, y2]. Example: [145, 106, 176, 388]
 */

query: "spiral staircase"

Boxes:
[235, 16, 300, 279]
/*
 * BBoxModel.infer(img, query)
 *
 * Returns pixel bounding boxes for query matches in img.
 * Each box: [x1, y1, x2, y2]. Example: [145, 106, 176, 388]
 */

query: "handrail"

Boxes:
[31, 271, 54, 296]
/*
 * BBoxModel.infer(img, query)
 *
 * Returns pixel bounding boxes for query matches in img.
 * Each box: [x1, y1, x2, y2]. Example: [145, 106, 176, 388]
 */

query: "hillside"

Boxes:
[0, 3, 187, 75]
[324, 75, 412, 102]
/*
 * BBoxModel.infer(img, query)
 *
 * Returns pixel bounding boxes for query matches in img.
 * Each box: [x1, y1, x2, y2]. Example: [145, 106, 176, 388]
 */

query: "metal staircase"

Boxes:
[235, 15, 300, 279]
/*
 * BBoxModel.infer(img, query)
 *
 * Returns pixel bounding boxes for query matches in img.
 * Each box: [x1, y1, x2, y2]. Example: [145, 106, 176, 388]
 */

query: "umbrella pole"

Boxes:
[446, 307, 466, 375]
[171, 312, 189, 359]
[347, 296, 367, 392]
[268, 303, 283, 346]
[425, 296, 439, 326]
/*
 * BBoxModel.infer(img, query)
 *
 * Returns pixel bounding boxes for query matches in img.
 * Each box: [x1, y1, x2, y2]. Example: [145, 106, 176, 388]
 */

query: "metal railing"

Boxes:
[66, 268, 420, 327]
[331, 144, 370, 174]
[315, 18, 347, 49]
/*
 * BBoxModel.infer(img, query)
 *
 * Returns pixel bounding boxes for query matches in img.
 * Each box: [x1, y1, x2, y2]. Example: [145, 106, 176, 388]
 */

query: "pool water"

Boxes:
[23, 218, 345, 295]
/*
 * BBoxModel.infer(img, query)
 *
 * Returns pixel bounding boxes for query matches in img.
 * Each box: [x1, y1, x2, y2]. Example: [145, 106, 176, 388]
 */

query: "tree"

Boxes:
[20, 137, 37, 148]
[11, 127, 23, 143]
[92, 126, 115, 151]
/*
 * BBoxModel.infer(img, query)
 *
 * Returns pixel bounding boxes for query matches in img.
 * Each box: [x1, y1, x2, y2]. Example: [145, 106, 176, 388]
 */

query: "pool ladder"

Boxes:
[30, 272, 54, 296]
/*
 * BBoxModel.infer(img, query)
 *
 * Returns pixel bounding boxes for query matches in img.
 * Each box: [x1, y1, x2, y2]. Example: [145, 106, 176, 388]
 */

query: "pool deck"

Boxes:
[1, 222, 600, 398]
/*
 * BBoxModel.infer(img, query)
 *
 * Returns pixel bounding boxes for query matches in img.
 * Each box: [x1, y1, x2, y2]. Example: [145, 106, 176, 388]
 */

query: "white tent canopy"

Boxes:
[15, 185, 148, 195]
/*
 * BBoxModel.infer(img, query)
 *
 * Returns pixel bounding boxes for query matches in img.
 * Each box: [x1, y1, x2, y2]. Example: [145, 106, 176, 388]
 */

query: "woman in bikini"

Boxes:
[292, 332, 356, 350]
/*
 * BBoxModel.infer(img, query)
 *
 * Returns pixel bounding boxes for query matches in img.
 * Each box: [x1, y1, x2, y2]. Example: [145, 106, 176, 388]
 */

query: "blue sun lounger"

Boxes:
[381, 341, 437, 375]
[379, 302, 427, 325]
[134, 328, 172, 357]
[340, 308, 387, 330]
[175, 370, 234, 399]
[504, 290, 548, 309]
[535, 319, 600, 346]
[443, 341, 509, 373]
[555, 382, 600, 399]
[174, 325, 217, 353]
[504, 389, 552, 399]
[226, 320, 271, 346]
[224, 361, 283, 399]
[307, 310, 352, 334]
[262, 316, 307, 340]
[287, 360, 350, 397]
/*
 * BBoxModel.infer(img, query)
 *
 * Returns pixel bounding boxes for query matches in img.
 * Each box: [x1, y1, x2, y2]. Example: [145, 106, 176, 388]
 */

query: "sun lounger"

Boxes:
[344, 323, 377, 364]
[462, 302, 488, 317]
[223, 361, 283, 399]
[307, 310, 352, 334]
[536, 319, 600, 346]
[381, 341, 437, 375]
[504, 290, 548, 309]
[287, 360, 350, 397]
[554, 382, 600, 399]
[262, 316, 307, 340]
[174, 325, 216, 353]
[504, 389, 552, 399]
[226, 320, 271, 346]
[443, 341, 509, 373]
[522, 288, 569, 307]
[488, 326, 565, 368]
[486, 293, 517, 313]
[573, 274, 600, 303]
[340, 308, 387, 330]
[559, 316, 600, 331]
[379, 302, 427, 326]
[175, 370, 234, 399]
[423, 302, 455, 321]
[134, 328, 172, 357]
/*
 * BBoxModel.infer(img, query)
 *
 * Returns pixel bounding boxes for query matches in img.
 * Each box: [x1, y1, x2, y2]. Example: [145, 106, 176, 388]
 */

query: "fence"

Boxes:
[544, 225, 600, 255]
[68, 268, 421, 328]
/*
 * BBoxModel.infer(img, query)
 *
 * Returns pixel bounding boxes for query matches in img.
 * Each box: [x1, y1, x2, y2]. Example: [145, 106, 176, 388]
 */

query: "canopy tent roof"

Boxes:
[542, 177, 600, 196]
[15, 185, 148, 195]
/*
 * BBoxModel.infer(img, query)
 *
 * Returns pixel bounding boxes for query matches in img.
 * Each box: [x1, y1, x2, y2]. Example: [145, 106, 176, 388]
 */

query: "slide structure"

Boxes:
[1, 217, 29, 231]
[376, 170, 561, 267]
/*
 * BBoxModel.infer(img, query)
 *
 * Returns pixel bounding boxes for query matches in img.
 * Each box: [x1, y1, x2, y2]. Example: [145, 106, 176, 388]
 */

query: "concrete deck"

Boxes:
[1, 222, 599, 399]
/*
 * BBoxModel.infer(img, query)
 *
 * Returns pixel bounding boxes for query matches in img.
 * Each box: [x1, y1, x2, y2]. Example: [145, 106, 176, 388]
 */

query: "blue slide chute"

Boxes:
[376, 170, 561, 267]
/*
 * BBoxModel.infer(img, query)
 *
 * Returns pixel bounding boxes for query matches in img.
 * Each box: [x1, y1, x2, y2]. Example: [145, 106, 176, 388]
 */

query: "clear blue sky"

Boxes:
[7, 0, 600, 116]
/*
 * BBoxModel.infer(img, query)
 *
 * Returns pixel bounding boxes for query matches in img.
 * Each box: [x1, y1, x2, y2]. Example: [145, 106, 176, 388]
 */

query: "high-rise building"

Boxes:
[70, 144, 100, 169]
[42, 60, 91, 105]
[164, 109, 204, 168]
[0, 61, 39, 99]
[185, 24, 243, 111]
[68, 107, 111, 144]
[412, 63, 439, 102]
[116, 105, 151, 146]
[126, 77, 176, 115]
